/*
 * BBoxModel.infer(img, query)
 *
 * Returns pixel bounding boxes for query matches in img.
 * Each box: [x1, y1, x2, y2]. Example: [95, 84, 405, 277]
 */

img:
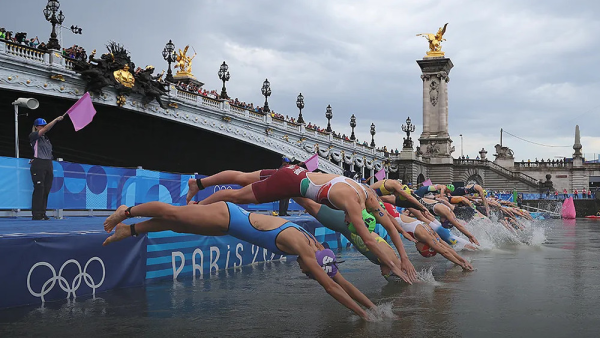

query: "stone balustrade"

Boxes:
[1, 40, 47, 63]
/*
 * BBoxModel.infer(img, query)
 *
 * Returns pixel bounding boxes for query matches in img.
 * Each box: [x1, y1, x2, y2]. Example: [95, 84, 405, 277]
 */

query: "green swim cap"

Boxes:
[446, 184, 455, 192]
[347, 209, 377, 234]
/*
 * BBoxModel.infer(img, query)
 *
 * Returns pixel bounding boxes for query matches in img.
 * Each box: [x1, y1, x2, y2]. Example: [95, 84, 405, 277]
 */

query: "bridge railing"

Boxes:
[1, 40, 48, 63]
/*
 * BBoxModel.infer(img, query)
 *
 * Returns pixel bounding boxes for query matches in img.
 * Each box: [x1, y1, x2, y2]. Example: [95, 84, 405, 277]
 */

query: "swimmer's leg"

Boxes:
[186, 170, 262, 204]
[103, 202, 229, 245]
[198, 184, 260, 205]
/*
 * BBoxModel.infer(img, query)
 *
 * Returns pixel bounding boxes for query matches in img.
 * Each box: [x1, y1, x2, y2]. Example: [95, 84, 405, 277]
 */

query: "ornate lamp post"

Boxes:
[370, 123, 376, 147]
[261, 79, 271, 113]
[325, 105, 333, 132]
[350, 114, 356, 141]
[401, 116, 416, 149]
[296, 93, 305, 124]
[43, 0, 65, 50]
[162, 40, 177, 82]
[218, 61, 231, 99]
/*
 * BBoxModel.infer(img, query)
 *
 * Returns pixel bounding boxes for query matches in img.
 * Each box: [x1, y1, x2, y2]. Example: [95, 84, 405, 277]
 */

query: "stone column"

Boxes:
[417, 57, 454, 164]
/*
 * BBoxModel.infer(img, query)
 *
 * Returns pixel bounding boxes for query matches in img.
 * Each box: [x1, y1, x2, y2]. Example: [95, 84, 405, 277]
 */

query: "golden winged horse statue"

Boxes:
[416, 23, 448, 57]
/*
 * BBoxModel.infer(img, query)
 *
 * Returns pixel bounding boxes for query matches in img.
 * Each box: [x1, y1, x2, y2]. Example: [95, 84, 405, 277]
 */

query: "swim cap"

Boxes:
[33, 118, 47, 126]
[347, 209, 377, 234]
[483, 189, 487, 197]
[383, 202, 400, 218]
[305, 249, 339, 279]
[441, 219, 452, 229]
[415, 242, 437, 257]
[446, 184, 455, 192]
[401, 184, 411, 193]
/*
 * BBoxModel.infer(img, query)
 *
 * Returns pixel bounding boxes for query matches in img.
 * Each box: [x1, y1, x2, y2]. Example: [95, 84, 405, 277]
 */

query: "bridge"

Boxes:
[0, 39, 393, 178]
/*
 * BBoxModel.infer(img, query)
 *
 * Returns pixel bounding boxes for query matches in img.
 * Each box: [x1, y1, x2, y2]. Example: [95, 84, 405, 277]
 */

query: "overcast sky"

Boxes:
[2, 0, 600, 161]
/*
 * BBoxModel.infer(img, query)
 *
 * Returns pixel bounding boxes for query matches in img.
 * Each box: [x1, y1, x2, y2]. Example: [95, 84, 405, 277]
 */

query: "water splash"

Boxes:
[365, 302, 397, 322]
[416, 266, 439, 285]
[454, 216, 547, 250]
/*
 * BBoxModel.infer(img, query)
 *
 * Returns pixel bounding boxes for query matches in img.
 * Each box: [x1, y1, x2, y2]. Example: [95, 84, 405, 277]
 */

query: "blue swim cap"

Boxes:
[34, 118, 47, 126]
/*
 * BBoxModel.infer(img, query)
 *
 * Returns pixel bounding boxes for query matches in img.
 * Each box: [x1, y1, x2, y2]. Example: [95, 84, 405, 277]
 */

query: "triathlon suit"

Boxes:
[301, 175, 368, 210]
[314, 205, 390, 265]
[372, 180, 421, 209]
[252, 166, 367, 210]
[417, 197, 440, 216]
[225, 202, 316, 255]
[373, 179, 393, 196]
[451, 185, 477, 197]
[384, 203, 422, 237]
[414, 186, 440, 198]
[427, 219, 471, 250]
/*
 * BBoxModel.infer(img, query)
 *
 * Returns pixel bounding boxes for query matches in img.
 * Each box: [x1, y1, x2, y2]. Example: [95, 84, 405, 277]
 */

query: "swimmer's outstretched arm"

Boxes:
[332, 273, 376, 310]
[419, 227, 473, 271]
[387, 213, 417, 243]
[343, 200, 412, 284]
[369, 202, 418, 282]
[398, 189, 429, 217]
[297, 248, 371, 321]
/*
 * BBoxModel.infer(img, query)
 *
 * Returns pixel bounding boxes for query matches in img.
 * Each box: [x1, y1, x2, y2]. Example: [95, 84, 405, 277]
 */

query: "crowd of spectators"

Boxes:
[0, 28, 47, 50]
[62, 44, 86, 61]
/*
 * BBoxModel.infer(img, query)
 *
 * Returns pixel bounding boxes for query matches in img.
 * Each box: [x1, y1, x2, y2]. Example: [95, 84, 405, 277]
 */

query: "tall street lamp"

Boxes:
[162, 40, 177, 82]
[325, 105, 333, 132]
[12, 98, 40, 158]
[261, 79, 271, 113]
[460, 134, 464, 157]
[350, 114, 356, 140]
[43, 0, 65, 50]
[296, 93, 305, 124]
[402, 116, 415, 149]
[218, 61, 230, 99]
[370, 123, 376, 147]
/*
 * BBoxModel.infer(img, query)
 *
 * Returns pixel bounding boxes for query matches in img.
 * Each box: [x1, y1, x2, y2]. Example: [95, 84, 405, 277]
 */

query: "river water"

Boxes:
[1, 219, 600, 337]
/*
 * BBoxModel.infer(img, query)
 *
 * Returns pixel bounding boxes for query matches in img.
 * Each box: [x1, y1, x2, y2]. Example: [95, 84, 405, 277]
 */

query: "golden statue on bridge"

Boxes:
[174, 45, 197, 78]
[416, 23, 448, 58]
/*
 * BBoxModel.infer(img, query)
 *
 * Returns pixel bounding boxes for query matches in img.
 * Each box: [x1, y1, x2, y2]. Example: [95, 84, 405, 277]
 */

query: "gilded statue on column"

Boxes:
[416, 23, 448, 58]
[174, 45, 197, 78]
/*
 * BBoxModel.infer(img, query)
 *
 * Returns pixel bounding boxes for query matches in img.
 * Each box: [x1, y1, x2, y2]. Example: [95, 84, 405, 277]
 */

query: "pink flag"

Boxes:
[66, 92, 96, 131]
[422, 179, 432, 186]
[374, 168, 385, 181]
[304, 153, 319, 172]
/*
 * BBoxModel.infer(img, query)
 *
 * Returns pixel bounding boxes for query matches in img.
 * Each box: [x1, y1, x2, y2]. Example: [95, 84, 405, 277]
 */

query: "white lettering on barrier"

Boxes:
[172, 251, 185, 280]
[225, 245, 231, 269]
[251, 245, 260, 264]
[235, 243, 243, 267]
[169, 242, 286, 280]
[209, 246, 220, 273]
[192, 248, 204, 278]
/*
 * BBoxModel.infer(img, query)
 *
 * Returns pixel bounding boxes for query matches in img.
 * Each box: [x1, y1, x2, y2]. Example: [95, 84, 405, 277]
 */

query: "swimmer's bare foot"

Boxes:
[103, 223, 130, 246]
[104, 205, 128, 233]
[186, 178, 200, 204]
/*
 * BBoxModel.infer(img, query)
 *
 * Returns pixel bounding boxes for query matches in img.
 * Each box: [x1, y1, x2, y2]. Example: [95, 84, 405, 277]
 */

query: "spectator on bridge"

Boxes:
[583, 188, 587, 199]
[588, 189, 592, 199]
[573, 189, 578, 199]
[554, 190, 559, 199]
[0, 28, 6, 40]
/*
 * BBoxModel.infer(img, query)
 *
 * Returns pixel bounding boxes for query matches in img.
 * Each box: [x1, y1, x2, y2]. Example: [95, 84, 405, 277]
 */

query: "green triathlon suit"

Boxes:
[314, 205, 390, 265]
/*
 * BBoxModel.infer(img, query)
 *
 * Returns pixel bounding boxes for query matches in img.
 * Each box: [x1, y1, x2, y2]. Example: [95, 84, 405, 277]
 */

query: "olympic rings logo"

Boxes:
[213, 185, 233, 193]
[27, 257, 106, 302]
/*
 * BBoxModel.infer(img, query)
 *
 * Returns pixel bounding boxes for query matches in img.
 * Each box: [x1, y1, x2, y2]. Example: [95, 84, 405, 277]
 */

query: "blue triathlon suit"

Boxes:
[225, 202, 316, 255]
[451, 186, 477, 196]
[414, 186, 437, 198]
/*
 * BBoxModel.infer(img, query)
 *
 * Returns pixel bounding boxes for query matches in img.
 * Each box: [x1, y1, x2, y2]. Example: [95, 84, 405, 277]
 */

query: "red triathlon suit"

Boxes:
[251, 165, 368, 209]
[251, 165, 308, 203]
